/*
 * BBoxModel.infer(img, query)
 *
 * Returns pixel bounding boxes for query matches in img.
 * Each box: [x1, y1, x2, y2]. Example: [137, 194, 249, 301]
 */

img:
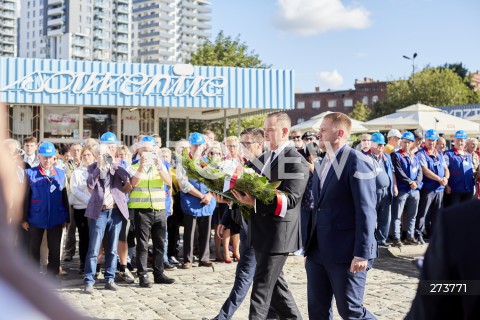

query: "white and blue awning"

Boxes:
[0, 57, 294, 120]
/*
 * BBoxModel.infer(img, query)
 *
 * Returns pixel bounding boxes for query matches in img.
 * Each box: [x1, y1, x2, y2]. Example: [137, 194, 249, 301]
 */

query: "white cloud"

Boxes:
[275, 0, 371, 36]
[316, 70, 344, 90]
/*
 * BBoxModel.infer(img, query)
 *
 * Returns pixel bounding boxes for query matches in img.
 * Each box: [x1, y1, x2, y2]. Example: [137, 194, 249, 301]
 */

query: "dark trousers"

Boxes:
[216, 228, 278, 320]
[28, 224, 63, 275]
[183, 214, 211, 263]
[415, 189, 444, 238]
[73, 208, 89, 266]
[135, 209, 167, 277]
[447, 192, 473, 207]
[167, 215, 180, 258]
[249, 251, 301, 320]
[64, 206, 77, 258]
[306, 248, 375, 320]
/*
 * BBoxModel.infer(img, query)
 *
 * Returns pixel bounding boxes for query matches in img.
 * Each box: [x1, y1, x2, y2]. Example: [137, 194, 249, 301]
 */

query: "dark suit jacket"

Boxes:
[249, 146, 309, 254]
[304, 145, 377, 263]
[406, 200, 480, 320]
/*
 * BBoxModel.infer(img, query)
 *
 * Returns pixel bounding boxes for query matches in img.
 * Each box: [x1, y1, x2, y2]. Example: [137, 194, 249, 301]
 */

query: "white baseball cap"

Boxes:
[387, 129, 402, 138]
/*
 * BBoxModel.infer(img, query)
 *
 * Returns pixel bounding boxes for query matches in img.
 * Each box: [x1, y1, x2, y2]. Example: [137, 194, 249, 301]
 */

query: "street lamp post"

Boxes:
[403, 53, 418, 97]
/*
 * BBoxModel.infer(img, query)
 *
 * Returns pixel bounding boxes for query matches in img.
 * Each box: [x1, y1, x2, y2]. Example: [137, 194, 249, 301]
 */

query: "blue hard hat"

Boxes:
[370, 132, 386, 145]
[189, 132, 205, 145]
[424, 129, 439, 141]
[38, 142, 56, 157]
[454, 130, 468, 139]
[100, 132, 118, 143]
[401, 131, 415, 142]
[141, 135, 157, 146]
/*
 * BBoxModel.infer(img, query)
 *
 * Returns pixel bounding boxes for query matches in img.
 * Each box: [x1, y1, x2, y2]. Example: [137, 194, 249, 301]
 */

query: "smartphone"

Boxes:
[143, 151, 156, 165]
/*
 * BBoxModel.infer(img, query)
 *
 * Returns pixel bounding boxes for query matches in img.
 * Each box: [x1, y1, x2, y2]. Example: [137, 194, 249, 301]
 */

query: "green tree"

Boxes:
[188, 31, 270, 68]
[369, 67, 480, 119]
[226, 114, 267, 137]
[349, 102, 370, 122]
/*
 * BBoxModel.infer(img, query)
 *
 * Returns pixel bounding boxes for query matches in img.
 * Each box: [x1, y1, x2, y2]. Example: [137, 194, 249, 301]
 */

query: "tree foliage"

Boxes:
[188, 31, 270, 68]
[226, 114, 267, 137]
[349, 102, 370, 122]
[370, 67, 480, 119]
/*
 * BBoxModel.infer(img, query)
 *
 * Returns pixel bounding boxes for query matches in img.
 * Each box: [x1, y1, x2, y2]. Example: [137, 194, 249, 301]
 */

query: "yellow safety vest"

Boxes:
[128, 164, 166, 210]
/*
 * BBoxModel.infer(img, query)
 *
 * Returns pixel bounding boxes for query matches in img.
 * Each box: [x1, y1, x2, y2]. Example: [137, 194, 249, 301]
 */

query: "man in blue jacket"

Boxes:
[22, 142, 69, 276]
[305, 112, 377, 320]
[444, 130, 475, 206]
[365, 132, 396, 248]
[415, 129, 450, 244]
[390, 132, 423, 247]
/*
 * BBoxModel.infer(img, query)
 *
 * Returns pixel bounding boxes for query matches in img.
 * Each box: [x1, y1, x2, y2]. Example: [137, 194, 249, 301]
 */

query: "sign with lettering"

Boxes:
[0, 57, 295, 110]
[1, 64, 226, 97]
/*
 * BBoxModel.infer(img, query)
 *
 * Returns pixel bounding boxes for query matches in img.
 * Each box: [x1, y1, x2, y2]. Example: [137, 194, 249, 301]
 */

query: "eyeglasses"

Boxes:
[227, 145, 238, 148]
[361, 139, 370, 142]
[241, 141, 255, 146]
[209, 152, 222, 156]
[290, 136, 302, 140]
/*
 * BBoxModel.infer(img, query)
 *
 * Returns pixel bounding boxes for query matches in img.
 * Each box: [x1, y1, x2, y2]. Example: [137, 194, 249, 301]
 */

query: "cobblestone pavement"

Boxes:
[56, 241, 426, 320]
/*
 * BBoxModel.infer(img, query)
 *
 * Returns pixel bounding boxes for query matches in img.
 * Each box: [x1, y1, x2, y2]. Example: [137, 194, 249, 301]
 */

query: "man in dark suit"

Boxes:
[406, 200, 480, 320]
[304, 112, 377, 320]
[232, 111, 309, 320]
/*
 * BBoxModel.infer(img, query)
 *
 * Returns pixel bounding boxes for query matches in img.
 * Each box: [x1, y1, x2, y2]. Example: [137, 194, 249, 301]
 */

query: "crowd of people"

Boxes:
[3, 110, 480, 319]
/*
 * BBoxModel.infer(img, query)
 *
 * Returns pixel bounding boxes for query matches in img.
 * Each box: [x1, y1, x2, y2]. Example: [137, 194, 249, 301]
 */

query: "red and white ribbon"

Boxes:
[274, 192, 288, 218]
[223, 173, 238, 192]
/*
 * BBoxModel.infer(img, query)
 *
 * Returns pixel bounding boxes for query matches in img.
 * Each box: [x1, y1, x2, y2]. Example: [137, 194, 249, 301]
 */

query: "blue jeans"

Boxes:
[84, 208, 123, 285]
[375, 188, 392, 245]
[391, 190, 419, 240]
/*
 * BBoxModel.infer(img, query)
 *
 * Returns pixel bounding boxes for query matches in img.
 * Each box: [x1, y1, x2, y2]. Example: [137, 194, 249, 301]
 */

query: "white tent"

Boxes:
[291, 111, 369, 134]
[364, 103, 480, 136]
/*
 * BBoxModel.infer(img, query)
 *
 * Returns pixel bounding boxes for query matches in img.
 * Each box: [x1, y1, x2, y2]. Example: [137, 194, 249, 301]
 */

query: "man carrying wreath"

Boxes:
[231, 111, 309, 320]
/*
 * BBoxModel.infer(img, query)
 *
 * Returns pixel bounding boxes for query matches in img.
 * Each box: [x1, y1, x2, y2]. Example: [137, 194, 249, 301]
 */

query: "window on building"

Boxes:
[32, 41, 36, 48]
[328, 100, 336, 108]
[32, 52, 36, 58]
[87, 17, 91, 23]
[297, 101, 305, 109]
[27, 42, 29, 49]
[26, 32, 29, 39]
[39, 30, 42, 36]
[297, 118, 304, 124]
[344, 98, 353, 107]
[312, 100, 320, 109]
[372, 95, 379, 104]
[27, 21, 30, 28]
[27, 12, 30, 18]
[33, 21, 35, 27]
[362, 96, 369, 105]
[33, 10, 35, 17]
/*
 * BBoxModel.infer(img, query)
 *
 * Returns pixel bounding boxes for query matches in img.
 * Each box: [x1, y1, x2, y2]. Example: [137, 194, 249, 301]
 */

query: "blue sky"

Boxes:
[211, 0, 480, 93]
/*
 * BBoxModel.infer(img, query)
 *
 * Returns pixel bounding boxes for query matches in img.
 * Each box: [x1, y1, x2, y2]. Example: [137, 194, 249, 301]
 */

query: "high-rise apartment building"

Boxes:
[19, 0, 131, 62]
[0, 0, 18, 57]
[132, 0, 211, 64]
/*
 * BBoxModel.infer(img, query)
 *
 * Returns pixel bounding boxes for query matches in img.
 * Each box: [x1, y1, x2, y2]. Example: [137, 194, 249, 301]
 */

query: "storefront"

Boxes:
[0, 57, 294, 146]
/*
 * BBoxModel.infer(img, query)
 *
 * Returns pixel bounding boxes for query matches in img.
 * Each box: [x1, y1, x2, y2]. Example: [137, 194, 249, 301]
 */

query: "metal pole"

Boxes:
[223, 109, 227, 139]
[166, 107, 170, 148]
[237, 108, 241, 137]
[186, 116, 189, 139]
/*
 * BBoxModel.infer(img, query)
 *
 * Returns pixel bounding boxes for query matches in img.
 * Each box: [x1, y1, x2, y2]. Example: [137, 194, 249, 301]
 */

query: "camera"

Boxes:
[103, 153, 114, 165]
[143, 151, 156, 165]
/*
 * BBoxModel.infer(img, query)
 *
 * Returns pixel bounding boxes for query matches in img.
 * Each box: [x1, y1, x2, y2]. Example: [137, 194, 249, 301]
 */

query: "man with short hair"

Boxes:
[435, 137, 447, 153]
[305, 112, 377, 319]
[23, 136, 39, 168]
[232, 112, 309, 319]
[410, 130, 424, 154]
[415, 129, 449, 244]
[384, 129, 402, 155]
[359, 133, 371, 153]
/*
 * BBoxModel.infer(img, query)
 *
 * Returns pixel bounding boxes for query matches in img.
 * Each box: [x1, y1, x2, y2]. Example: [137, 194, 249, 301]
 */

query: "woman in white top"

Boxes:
[69, 146, 96, 273]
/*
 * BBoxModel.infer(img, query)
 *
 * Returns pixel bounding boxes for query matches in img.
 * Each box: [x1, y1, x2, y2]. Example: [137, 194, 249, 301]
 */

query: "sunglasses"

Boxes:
[305, 137, 316, 141]
[209, 152, 222, 156]
[290, 136, 302, 140]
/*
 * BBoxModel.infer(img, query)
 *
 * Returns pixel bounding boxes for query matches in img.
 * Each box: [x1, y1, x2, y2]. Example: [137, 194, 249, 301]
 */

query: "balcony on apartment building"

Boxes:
[93, 30, 109, 39]
[48, 6, 64, 16]
[93, 50, 110, 60]
[94, 20, 110, 29]
[180, 35, 199, 45]
[115, 35, 129, 43]
[114, 53, 129, 62]
[116, 25, 129, 34]
[1, 28, 15, 36]
[94, 9, 110, 19]
[73, 37, 87, 47]
[115, 14, 129, 23]
[47, 27, 64, 36]
[94, 0, 108, 9]
[116, 0, 129, 4]
[114, 44, 128, 53]
[48, 0, 64, 6]
[47, 17, 64, 27]
[180, 2, 211, 14]
[180, 27, 209, 38]
[181, 17, 210, 30]
[114, 4, 129, 14]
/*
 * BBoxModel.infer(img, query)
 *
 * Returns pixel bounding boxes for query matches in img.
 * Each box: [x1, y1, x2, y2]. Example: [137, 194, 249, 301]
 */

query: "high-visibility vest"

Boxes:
[128, 164, 166, 210]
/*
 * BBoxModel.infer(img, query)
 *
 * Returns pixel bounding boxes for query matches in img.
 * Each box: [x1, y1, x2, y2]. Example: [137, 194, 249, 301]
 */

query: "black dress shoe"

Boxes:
[139, 275, 153, 288]
[154, 273, 175, 284]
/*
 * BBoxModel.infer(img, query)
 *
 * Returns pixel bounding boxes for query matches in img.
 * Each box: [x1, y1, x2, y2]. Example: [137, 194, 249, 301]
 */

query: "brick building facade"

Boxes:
[288, 77, 388, 125]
